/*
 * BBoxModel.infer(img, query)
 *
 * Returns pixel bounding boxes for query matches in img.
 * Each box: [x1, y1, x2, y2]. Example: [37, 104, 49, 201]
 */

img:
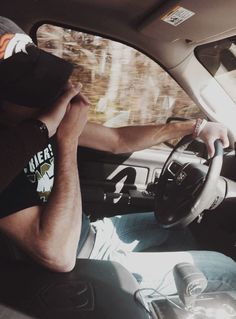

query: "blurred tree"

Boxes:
[37, 24, 205, 127]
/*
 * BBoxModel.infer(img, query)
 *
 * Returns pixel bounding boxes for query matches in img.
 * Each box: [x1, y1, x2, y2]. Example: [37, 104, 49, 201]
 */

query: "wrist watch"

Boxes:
[23, 119, 49, 139]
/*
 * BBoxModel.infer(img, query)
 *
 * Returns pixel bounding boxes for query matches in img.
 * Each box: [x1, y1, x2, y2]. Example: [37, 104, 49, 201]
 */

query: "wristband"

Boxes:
[192, 118, 207, 139]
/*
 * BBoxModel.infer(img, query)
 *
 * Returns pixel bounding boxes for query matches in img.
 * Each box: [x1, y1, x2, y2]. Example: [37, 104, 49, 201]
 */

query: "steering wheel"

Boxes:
[154, 135, 224, 228]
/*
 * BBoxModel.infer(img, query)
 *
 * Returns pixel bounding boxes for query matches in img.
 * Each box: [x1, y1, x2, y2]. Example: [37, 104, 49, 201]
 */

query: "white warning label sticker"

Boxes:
[161, 6, 195, 26]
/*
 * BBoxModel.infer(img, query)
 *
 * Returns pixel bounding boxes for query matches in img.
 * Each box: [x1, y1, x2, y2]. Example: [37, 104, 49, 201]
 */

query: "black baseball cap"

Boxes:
[0, 16, 74, 108]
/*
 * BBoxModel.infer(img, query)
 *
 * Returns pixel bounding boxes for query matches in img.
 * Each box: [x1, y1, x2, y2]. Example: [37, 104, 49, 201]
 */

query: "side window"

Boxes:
[37, 24, 204, 128]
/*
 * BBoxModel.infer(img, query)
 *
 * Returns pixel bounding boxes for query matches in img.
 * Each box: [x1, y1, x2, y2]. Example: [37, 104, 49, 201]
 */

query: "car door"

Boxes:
[37, 23, 206, 219]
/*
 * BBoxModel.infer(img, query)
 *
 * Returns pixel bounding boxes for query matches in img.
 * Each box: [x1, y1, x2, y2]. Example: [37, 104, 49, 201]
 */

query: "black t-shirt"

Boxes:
[0, 140, 89, 251]
[0, 141, 54, 215]
[0, 120, 49, 192]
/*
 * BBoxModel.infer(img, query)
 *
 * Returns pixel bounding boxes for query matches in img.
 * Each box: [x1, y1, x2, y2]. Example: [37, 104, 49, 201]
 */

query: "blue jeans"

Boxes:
[90, 212, 236, 295]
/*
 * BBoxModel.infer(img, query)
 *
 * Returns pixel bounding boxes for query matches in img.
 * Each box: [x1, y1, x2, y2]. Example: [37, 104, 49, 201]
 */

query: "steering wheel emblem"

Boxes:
[176, 170, 187, 185]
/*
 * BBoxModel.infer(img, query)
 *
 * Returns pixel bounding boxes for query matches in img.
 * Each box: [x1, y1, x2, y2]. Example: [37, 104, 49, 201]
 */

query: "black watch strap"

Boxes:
[23, 119, 49, 139]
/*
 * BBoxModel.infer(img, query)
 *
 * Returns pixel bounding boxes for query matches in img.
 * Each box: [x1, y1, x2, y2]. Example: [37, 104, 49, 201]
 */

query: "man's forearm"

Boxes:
[79, 120, 196, 154]
[37, 142, 82, 270]
[114, 120, 196, 153]
[35, 91, 89, 271]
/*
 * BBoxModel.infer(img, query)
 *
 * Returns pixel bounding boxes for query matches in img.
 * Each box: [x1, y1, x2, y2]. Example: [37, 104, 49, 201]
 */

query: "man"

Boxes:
[1, 86, 235, 294]
[0, 16, 235, 295]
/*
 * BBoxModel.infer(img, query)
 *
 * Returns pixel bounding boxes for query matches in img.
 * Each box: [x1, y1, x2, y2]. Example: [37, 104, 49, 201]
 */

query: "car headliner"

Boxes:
[2, 0, 236, 70]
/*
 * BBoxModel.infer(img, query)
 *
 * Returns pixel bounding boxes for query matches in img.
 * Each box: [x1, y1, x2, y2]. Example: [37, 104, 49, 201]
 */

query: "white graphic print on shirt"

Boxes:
[24, 144, 54, 202]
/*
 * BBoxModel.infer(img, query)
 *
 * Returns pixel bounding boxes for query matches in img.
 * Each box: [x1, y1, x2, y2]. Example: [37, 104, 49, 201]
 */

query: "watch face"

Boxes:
[39, 121, 47, 132]
[33, 119, 48, 137]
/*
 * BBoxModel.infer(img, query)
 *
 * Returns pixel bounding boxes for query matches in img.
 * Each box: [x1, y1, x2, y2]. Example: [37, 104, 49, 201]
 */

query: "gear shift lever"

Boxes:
[173, 262, 208, 308]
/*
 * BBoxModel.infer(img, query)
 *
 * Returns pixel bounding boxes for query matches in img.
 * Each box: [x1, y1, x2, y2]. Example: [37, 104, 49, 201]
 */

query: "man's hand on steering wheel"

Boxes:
[197, 121, 229, 158]
[154, 119, 230, 229]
